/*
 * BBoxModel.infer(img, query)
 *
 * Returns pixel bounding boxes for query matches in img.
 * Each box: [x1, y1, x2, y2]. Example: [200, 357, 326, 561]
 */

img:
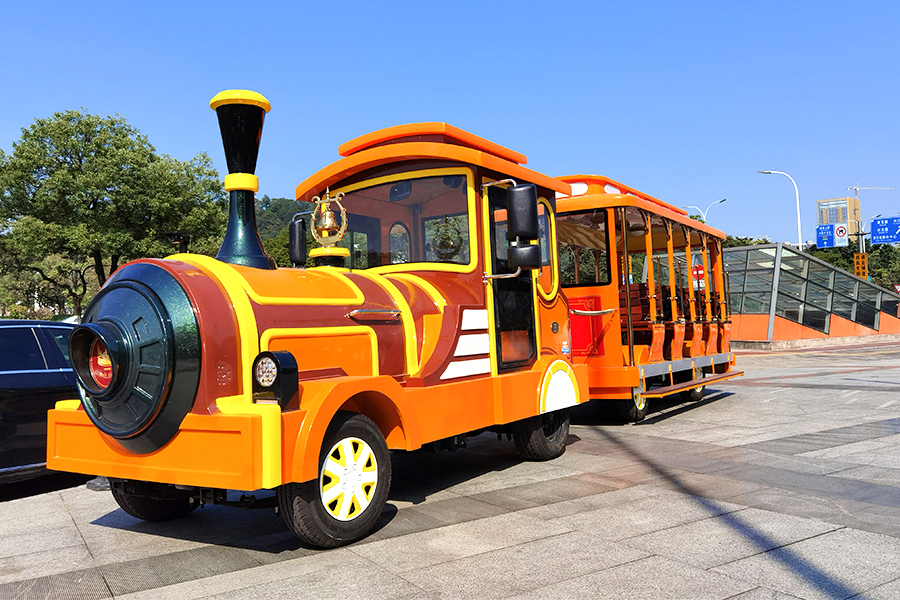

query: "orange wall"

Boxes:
[732, 310, 900, 341]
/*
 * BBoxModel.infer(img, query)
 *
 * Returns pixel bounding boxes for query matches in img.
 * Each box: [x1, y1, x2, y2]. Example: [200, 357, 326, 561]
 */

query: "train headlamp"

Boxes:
[255, 356, 278, 388]
[251, 351, 299, 409]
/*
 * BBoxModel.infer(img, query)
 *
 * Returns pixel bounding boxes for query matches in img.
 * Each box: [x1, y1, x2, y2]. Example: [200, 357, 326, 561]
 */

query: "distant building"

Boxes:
[817, 196, 861, 235]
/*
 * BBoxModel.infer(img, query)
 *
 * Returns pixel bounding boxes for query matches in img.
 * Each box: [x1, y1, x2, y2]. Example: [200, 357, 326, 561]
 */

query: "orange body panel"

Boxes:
[732, 311, 900, 342]
[267, 333, 376, 377]
[48, 409, 264, 490]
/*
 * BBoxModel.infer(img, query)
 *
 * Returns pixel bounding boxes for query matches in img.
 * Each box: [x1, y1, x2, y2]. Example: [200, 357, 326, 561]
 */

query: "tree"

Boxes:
[0, 110, 227, 316]
[257, 197, 316, 268]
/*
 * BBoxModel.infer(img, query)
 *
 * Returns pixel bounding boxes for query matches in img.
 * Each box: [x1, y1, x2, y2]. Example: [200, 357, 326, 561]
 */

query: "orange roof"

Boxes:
[338, 122, 527, 164]
[297, 124, 571, 202]
[556, 174, 726, 239]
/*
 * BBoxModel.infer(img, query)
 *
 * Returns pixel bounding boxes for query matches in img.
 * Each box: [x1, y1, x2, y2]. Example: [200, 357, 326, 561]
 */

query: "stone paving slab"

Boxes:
[712, 528, 900, 600]
[3, 344, 900, 599]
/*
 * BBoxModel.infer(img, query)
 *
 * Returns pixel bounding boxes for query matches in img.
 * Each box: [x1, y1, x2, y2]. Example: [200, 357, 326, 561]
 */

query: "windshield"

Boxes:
[333, 174, 471, 269]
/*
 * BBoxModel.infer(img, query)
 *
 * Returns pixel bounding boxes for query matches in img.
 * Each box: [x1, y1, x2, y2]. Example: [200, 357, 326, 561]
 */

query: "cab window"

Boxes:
[335, 174, 470, 268]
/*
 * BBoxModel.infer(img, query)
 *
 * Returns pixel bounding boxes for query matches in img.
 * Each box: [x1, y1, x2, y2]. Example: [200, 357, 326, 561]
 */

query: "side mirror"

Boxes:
[507, 244, 541, 271]
[289, 218, 307, 267]
[507, 184, 539, 240]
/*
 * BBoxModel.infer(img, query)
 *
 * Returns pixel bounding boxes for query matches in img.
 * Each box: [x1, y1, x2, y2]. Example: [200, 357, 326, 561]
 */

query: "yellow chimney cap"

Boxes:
[210, 90, 271, 112]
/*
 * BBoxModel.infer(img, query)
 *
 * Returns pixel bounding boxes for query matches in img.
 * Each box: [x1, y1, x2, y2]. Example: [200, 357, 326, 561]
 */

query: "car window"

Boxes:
[45, 328, 73, 364]
[0, 327, 47, 372]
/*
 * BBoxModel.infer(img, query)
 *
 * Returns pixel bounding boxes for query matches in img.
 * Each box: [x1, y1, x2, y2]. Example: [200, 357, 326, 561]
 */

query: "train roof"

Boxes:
[295, 123, 572, 202]
[555, 174, 727, 239]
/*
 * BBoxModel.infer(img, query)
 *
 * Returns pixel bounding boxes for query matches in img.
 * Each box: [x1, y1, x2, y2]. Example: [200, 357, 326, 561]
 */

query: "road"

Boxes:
[2, 344, 900, 599]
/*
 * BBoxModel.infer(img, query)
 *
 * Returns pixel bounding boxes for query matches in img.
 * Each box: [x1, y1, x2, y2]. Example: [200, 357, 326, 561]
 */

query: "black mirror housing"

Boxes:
[289, 218, 307, 267]
[507, 244, 541, 271]
[507, 184, 539, 240]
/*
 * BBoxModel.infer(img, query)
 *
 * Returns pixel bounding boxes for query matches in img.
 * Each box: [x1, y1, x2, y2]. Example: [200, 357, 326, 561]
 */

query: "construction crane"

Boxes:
[848, 184, 894, 253]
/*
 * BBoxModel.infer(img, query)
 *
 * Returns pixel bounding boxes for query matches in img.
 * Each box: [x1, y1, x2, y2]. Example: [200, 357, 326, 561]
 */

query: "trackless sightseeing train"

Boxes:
[47, 90, 741, 547]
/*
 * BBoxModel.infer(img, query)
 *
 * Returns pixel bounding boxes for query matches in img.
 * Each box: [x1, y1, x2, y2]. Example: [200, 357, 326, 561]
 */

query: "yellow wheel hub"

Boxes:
[320, 436, 379, 521]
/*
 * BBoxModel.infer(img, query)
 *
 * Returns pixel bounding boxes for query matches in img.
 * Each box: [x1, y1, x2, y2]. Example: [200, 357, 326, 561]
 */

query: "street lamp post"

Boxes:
[758, 170, 801, 249]
[683, 198, 726, 223]
[852, 213, 882, 253]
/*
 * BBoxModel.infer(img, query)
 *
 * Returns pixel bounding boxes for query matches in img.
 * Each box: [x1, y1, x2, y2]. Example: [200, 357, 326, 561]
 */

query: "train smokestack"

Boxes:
[210, 89, 275, 269]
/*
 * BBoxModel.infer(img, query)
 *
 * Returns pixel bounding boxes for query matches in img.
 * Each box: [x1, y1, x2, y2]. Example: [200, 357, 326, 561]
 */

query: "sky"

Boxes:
[2, 1, 898, 245]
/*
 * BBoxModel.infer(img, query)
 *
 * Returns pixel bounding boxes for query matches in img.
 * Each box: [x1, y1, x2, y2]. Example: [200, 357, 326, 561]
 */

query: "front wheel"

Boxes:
[278, 412, 391, 548]
[511, 408, 570, 461]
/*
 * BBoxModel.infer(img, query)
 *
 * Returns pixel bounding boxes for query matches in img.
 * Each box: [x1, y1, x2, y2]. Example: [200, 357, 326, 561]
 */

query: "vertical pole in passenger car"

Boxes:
[683, 227, 697, 323]
[701, 236, 712, 322]
[665, 222, 678, 322]
[618, 207, 635, 366]
[643, 212, 658, 322]
[711, 240, 727, 322]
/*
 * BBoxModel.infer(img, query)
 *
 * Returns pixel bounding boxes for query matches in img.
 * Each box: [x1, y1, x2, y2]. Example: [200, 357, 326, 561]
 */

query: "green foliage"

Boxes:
[0, 109, 227, 316]
[723, 235, 771, 248]
[806, 241, 900, 290]
[257, 197, 316, 268]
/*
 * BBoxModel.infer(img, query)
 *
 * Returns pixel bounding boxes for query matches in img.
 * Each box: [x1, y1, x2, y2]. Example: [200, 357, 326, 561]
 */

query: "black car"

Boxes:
[0, 320, 78, 483]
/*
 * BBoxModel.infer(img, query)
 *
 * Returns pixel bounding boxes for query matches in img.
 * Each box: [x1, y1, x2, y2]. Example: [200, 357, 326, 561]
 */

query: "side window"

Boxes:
[388, 222, 411, 264]
[0, 328, 47, 372]
[557, 209, 611, 286]
[46, 328, 73, 365]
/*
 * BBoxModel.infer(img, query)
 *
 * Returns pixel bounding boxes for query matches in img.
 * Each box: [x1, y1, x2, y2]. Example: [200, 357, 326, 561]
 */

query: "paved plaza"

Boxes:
[3, 344, 900, 599]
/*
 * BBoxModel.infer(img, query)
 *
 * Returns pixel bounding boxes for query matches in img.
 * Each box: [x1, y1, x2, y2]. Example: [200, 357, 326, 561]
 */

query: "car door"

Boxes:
[0, 324, 77, 470]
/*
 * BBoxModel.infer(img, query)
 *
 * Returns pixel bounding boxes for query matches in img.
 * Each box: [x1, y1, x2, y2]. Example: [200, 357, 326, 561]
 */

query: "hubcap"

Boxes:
[320, 437, 378, 522]
[633, 389, 646, 410]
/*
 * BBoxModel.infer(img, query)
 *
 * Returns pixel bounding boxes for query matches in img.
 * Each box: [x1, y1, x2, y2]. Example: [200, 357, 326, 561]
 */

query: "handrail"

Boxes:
[570, 308, 617, 316]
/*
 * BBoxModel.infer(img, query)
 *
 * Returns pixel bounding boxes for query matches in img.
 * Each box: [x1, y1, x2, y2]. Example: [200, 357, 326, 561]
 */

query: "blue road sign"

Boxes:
[817, 224, 835, 248]
[872, 216, 900, 244]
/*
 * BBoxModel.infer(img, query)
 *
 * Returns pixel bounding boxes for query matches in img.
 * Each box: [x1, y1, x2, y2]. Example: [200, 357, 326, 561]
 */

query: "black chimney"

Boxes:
[210, 90, 276, 270]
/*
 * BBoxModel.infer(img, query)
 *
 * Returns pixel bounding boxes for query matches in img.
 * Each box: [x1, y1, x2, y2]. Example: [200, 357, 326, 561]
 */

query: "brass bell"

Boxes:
[315, 206, 340, 237]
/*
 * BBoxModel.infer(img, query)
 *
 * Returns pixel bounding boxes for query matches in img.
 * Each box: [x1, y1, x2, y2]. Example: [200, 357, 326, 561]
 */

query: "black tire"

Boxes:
[110, 482, 197, 522]
[278, 411, 391, 548]
[680, 384, 706, 402]
[616, 392, 647, 423]
[679, 368, 706, 402]
[511, 408, 570, 461]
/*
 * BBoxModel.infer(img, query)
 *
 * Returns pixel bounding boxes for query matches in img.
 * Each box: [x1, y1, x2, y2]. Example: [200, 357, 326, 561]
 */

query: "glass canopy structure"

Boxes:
[724, 243, 900, 342]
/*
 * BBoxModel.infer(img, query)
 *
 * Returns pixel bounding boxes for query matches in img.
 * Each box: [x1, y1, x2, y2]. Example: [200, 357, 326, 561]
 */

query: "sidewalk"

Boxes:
[3, 344, 900, 599]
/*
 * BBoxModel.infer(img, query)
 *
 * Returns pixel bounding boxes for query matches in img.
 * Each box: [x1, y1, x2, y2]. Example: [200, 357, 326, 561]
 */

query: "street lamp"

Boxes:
[758, 170, 801, 249]
[683, 199, 726, 223]
[851, 213, 882, 253]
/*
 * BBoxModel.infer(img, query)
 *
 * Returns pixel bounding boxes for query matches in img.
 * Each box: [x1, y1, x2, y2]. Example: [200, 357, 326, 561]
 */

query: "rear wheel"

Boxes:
[616, 389, 647, 423]
[679, 368, 706, 402]
[512, 408, 570, 461]
[681, 384, 706, 402]
[110, 480, 197, 522]
[278, 412, 391, 548]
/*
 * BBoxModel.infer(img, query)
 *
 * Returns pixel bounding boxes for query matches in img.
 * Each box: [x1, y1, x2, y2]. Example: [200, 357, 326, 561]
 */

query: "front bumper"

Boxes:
[47, 406, 267, 491]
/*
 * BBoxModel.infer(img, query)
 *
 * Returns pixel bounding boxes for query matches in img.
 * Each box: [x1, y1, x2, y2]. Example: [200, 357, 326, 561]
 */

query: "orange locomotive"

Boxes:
[47, 90, 740, 548]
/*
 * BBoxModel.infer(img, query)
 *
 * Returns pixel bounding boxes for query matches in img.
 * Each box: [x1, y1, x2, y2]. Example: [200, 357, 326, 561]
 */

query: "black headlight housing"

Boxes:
[252, 351, 298, 409]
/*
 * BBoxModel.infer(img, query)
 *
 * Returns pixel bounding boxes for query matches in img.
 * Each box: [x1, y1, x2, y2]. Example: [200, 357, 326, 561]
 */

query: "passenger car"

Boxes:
[0, 320, 77, 483]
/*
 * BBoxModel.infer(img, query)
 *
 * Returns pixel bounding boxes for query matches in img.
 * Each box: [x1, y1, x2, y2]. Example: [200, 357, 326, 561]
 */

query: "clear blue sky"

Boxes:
[3, 1, 898, 245]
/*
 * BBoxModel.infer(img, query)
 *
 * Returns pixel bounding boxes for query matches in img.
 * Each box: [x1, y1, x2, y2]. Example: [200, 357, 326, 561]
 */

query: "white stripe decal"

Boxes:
[454, 333, 490, 357]
[461, 309, 489, 331]
[440, 358, 491, 380]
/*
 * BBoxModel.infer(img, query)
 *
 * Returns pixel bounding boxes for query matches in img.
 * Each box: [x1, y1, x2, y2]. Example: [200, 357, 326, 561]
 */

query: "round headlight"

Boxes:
[255, 356, 278, 387]
[89, 337, 113, 389]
